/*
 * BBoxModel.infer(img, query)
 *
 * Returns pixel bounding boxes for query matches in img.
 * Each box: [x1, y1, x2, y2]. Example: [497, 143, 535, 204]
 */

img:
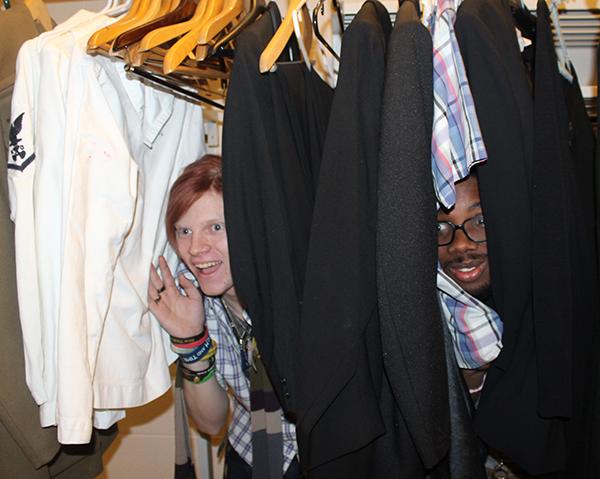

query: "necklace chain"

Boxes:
[221, 299, 252, 349]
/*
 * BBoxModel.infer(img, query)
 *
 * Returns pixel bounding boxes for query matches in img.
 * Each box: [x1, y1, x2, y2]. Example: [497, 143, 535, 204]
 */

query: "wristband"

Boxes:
[179, 338, 213, 364]
[170, 328, 208, 345]
[171, 335, 210, 355]
[172, 336, 207, 351]
[180, 357, 216, 384]
[181, 355, 215, 374]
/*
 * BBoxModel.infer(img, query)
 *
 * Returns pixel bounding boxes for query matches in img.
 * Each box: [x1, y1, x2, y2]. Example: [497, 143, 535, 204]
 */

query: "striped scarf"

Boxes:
[249, 351, 284, 479]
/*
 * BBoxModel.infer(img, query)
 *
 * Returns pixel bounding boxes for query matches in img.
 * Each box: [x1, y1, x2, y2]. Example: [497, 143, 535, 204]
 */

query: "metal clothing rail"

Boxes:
[125, 64, 226, 110]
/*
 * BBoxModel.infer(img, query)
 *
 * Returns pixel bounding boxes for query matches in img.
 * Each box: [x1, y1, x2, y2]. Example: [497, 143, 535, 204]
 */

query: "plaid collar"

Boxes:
[437, 267, 503, 369]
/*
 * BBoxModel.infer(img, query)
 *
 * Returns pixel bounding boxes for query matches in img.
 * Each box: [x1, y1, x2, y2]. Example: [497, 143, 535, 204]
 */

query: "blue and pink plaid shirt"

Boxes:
[429, 0, 488, 209]
[437, 268, 503, 369]
[177, 265, 297, 472]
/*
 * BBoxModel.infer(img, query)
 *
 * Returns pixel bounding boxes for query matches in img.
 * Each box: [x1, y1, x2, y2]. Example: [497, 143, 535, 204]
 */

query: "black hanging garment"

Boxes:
[455, 0, 541, 472]
[589, 42, 600, 479]
[377, 0, 451, 473]
[542, 5, 600, 478]
[530, 4, 599, 477]
[455, 0, 600, 475]
[297, 1, 413, 477]
[379, 0, 486, 477]
[222, 2, 333, 418]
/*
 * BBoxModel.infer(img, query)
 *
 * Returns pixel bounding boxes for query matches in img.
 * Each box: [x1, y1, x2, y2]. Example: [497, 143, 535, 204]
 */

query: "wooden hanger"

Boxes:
[111, 0, 196, 52]
[206, 0, 265, 58]
[88, 0, 163, 49]
[107, 0, 170, 54]
[190, 0, 243, 61]
[150, 0, 178, 20]
[138, 0, 209, 52]
[89, 0, 143, 49]
[259, 0, 306, 73]
[162, 0, 225, 74]
[292, 4, 312, 69]
[196, 0, 243, 46]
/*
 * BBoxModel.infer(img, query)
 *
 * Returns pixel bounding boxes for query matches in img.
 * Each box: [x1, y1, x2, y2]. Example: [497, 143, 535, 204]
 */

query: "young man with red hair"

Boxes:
[148, 155, 299, 479]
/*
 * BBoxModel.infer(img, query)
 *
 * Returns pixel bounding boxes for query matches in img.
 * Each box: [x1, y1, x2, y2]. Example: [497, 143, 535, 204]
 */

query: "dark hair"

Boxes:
[165, 154, 223, 247]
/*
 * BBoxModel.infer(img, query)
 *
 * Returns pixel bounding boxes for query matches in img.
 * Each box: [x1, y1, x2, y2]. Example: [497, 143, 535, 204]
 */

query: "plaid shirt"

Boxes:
[177, 266, 298, 471]
[437, 268, 503, 369]
[429, 0, 488, 208]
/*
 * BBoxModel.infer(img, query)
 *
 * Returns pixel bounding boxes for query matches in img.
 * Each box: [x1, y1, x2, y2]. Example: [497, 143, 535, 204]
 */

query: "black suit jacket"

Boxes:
[297, 1, 396, 475]
[456, 0, 600, 475]
[529, 5, 600, 477]
[222, 2, 332, 416]
[377, 0, 451, 471]
[455, 0, 564, 473]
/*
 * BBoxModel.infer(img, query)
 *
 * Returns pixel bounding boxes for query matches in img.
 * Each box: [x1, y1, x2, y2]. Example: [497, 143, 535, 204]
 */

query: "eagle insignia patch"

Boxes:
[8, 113, 35, 171]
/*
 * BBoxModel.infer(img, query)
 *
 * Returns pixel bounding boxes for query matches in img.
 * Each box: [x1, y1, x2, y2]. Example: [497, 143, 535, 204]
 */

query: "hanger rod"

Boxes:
[125, 65, 225, 110]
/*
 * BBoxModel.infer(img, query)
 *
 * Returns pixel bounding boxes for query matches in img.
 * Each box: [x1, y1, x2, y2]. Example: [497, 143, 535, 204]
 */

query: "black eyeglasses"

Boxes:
[437, 214, 487, 246]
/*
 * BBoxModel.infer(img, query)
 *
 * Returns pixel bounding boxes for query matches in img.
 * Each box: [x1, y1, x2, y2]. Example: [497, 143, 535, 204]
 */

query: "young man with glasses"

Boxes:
[436, 172, 502, 398]
[437, 174, 490, 300]
[438, 174, 527, 479]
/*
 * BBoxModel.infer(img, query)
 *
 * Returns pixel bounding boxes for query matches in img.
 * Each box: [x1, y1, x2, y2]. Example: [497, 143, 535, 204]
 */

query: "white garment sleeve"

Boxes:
[7, 40, 46, 407]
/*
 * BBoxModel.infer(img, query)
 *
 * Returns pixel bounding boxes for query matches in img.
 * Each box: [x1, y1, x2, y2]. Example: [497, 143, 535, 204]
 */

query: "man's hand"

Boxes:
[461, 363, 490, 394]
[148, 256, 205, 338]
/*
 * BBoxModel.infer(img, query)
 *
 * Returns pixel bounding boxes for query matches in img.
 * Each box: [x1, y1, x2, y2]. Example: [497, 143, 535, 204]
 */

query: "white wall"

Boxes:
[91, 366, 223, 479]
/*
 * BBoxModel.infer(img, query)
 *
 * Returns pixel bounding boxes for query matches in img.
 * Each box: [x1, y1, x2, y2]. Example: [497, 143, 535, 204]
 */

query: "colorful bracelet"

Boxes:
[199, 340, 218, 361]
[171, 335, 210, 356]
[178, 338, 213, 364]
[170, 328, 208, 346]
[180, 357, 216, 384]
[172, 336, 207, 351]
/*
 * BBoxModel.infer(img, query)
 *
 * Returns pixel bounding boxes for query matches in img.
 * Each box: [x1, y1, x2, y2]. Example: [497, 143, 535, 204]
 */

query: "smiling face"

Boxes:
[174, 190, 237, 306]
[438, 175, 491, 299]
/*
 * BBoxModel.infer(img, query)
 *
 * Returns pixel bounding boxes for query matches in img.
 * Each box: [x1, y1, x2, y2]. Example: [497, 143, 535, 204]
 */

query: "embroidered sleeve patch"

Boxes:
[8, 112, 35, 171]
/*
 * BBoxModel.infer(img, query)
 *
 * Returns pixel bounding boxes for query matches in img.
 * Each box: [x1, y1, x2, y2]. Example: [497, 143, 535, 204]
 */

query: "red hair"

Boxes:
[165, 154, 223, 247]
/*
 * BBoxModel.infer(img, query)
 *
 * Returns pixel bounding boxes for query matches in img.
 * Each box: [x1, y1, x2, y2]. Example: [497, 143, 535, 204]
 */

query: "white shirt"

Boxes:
[90, 54, 204, 411]
[9, 10, 206, 443]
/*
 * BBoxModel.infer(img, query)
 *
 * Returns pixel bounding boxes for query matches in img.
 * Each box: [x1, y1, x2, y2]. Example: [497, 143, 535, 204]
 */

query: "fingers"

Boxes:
[148, 258, 171, 312]
[149, 263, 163, 292]
[158, 256, 177, 290]
[179, 273, 202, 300]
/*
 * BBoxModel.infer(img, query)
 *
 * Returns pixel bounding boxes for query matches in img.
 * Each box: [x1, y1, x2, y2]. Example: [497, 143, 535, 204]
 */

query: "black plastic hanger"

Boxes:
[207, 0, 267, 58]
[125, 64, 225, 109]
[312, 0, 343, 62]
[509, 0, 536, 41]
